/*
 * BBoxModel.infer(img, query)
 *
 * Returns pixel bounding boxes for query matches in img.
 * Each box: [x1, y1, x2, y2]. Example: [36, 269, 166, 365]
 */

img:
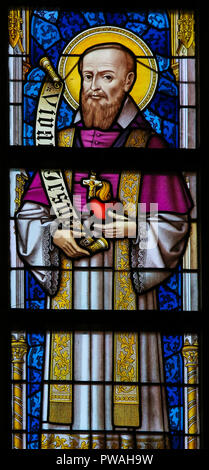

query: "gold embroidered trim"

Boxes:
[114, 333, 139, 403]
[51, 263, 72, 309]
[41, 433, 169, 449]
[58, 128, 75, 147]
[136, 436, 170, 449]
[114, 170, 141, 310]
[113, 171, 141, 426]
[125, 129, 152, 148]
[41, 433, 90, 449]
[49, 332, 73, 424]
[113, 333, 139, 427]
[15, 172, 28, 211]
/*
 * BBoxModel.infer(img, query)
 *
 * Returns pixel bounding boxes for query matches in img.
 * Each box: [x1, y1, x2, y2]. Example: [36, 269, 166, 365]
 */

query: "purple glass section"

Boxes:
[80, 129, 120, 148]
[23, 172, 192, 214]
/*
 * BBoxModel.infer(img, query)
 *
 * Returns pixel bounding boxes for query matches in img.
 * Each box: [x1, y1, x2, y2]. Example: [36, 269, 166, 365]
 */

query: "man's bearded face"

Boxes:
[81, 86, 126, 130]
[80, 48, 134, 130]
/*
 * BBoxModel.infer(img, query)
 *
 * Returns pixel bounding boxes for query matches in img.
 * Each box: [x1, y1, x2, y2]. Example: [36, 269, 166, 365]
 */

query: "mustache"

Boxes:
[84, 91, 108, 99]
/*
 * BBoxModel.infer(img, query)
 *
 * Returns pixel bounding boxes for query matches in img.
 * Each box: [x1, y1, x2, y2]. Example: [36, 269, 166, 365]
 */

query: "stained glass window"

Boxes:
[7, 7, 205, 461]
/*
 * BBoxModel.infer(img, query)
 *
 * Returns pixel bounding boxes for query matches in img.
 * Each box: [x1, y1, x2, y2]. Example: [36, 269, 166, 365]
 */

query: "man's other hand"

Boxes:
[94, 210, 137, 238]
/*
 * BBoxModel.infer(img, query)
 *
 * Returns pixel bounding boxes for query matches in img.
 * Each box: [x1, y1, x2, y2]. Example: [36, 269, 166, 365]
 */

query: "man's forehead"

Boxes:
[82, 47, 126, 69]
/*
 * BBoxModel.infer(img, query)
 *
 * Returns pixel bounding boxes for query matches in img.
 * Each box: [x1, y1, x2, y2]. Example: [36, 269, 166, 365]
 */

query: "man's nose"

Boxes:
[91, 75, 100, 90]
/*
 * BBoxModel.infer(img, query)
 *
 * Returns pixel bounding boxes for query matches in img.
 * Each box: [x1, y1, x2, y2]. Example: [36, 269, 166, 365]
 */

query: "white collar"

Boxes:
[73, 96, 138, 129]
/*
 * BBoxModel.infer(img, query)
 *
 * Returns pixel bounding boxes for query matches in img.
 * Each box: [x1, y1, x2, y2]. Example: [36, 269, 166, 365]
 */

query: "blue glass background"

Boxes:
[162, 335, 184, 448]
[27, 333, 45, 449]
[157, 265, 182, 312]
[24, 9, 179, 147]
[25, 269, 46, 310]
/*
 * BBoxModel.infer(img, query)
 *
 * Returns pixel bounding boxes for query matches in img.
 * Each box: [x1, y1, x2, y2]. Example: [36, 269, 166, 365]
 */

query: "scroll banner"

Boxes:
[35, 57, 63, 146]
[36, 57, 108, 253]
[40, 169, 83, 233]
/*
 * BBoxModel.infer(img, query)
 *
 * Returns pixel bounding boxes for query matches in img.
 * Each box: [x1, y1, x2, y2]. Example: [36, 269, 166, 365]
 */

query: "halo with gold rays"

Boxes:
[58, 26, 158, 111]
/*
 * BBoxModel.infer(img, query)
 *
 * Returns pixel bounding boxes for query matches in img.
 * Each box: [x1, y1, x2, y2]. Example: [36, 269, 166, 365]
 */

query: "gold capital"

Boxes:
[11, 335, 28, 363]
[8, 9, 24, 52]
[182, 339, 198, 367]
[177, 12, 195, 50]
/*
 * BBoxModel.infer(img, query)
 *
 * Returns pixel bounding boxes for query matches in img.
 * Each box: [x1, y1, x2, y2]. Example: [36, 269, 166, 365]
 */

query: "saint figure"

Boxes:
[16, 43, 193, 299]
[14, 42, 193, 446]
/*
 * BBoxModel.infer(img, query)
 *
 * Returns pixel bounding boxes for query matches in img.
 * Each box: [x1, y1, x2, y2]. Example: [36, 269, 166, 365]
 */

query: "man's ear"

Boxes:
[124, 72, 135, 92]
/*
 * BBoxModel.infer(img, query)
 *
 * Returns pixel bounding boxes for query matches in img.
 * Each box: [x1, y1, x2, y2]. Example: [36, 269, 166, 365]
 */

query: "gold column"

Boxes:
[11, 334, 28, 449]
[169, 10, 180, 82]
[22, 8, 31, 80]
[182, 338, 199, 449]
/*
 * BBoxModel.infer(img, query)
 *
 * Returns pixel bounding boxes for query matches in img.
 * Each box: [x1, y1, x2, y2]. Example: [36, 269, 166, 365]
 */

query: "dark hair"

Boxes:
[78, 42, 136, 76]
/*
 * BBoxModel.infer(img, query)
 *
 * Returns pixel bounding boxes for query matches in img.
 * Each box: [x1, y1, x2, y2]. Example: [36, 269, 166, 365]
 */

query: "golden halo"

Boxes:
[58, 26, 158, 111]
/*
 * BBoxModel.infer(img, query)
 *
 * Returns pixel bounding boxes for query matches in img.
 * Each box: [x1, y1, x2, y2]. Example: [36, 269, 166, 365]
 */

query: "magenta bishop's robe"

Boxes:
[15, 100, 193, 296]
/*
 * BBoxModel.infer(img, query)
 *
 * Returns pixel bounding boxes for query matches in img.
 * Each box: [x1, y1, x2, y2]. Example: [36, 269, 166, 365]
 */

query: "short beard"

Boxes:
[81, 89, 126, 130]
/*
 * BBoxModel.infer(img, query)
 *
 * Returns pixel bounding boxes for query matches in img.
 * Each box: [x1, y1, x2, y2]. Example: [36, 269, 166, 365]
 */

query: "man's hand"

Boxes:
[53, 229, 90, 258]
[94, 210, 137, 238]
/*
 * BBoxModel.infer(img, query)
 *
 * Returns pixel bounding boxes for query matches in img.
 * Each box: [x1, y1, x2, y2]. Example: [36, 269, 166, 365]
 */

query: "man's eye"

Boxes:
[103, 75, 113, 81]
[84, 74, 92, 81]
